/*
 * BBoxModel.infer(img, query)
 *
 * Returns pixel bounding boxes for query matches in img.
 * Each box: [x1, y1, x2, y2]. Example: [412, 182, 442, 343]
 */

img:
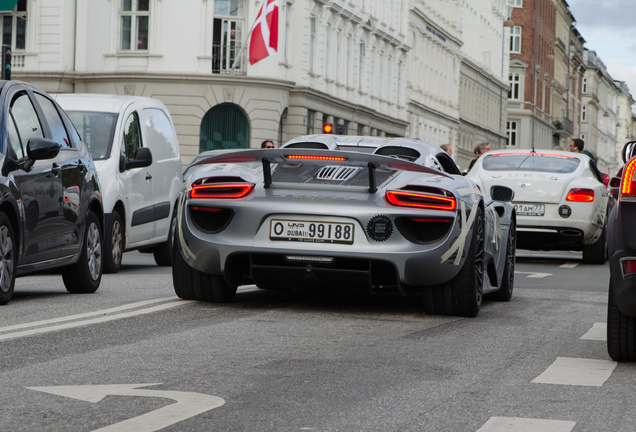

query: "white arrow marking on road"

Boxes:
[514, 271, 553, 278]
[27, 383, 225, 432]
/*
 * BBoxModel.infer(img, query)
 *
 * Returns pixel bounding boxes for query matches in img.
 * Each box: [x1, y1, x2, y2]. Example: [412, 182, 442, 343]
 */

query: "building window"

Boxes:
[357, 123, 365, 135]
[306, 110, 315, 135]
[1, 0, 26, 50]
[509, 73, 521, 100]
[509, 0, 523, 7]
[580, 134, 586, 142]
[582, 105, 587, 122]
[582, 78, 588, 94]
[120, 0, 149, 51]
[213, 0, 245, 73]
[506, 121, 518, 146]
[510, 26, 522, 53]
[358, 42, 366, 93]
[309, 17, 316, 73]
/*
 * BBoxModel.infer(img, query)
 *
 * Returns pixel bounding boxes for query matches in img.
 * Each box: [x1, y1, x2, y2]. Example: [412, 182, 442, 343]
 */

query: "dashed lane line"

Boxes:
[476, 417, 576, 432]
[581, 323, 606, 341]
[559, 263, 579, 268]
[0, 297, 193, 342]
[531, 357, 617, 387]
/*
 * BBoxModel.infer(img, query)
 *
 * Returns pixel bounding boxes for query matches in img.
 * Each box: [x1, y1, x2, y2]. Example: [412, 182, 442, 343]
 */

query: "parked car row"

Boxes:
[0, 81, 183, 305]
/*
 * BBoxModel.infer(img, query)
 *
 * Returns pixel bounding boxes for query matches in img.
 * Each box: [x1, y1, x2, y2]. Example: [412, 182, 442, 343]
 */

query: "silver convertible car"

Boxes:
[173, 136, 516, 317]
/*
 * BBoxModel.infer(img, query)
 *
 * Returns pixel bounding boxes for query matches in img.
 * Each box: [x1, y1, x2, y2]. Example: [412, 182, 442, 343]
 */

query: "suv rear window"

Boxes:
[482, 153, 581, 174]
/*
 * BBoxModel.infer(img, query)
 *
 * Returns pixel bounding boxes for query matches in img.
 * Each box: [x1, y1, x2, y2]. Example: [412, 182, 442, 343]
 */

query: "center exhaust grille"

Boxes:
[316, 166, 360, 181]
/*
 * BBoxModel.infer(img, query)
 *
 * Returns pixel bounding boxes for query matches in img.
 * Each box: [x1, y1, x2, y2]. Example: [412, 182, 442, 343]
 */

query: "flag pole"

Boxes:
[231, 1, 261, 73]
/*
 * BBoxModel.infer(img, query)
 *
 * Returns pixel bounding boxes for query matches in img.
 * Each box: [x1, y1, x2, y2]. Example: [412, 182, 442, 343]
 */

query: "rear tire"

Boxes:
[423, 206, 484, 317]
[489, 219, 516, 302]
[103, 211, 123, 274]
[582, 224, 607, 264]
[154, 211, 176, 267]
[0, 212, 16, 305]
[63, 210, 102, 294]
[172, 234, 237, 302]
[607, 283, 636, 361]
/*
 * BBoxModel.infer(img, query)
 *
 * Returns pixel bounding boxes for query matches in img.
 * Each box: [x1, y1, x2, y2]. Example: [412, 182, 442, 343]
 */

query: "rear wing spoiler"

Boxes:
[191, 148, 452, 193]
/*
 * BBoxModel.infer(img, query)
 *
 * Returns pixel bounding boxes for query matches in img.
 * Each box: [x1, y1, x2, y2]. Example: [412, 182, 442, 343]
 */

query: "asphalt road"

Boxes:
[0, 250, 629, 432]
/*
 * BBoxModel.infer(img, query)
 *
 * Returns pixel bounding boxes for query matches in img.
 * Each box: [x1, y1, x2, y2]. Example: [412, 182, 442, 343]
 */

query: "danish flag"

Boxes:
[249, 0, 279, 65]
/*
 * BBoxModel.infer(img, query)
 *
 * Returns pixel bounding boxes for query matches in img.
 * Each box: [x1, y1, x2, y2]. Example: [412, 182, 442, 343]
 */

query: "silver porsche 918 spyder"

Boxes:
[173, 135, 517, 317]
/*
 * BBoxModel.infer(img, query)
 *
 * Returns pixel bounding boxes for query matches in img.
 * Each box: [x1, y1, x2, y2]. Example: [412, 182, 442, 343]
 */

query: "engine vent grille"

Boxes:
[315, 166, 360, 181]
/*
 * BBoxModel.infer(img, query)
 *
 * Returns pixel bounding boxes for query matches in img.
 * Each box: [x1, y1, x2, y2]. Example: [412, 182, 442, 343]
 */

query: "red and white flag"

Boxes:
[249, 0, 279, 65]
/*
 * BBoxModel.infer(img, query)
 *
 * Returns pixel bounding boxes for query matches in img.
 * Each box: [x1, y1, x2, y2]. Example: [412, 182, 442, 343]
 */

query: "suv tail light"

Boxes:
[189, 182, 255, 199]
[623, 259, 636, 277]
[565, 188, 594, 202]
[386, 190, 456, 211]
[621, 158, 636, 196]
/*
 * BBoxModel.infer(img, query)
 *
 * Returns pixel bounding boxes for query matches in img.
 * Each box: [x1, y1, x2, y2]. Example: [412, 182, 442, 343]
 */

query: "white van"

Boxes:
[56, 94, 183, 273]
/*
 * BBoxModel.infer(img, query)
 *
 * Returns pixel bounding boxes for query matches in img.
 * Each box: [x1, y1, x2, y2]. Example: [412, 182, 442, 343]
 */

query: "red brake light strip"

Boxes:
[190, 183, 254, 199]
[622, 158, 636, 195]
[285, 155, 348, 162]
[386, 190, 457, 211]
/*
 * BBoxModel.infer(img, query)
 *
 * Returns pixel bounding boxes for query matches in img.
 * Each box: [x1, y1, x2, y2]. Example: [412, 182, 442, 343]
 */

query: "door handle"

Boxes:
[51, 163, 60, 175]
[146, 173, 152, 180]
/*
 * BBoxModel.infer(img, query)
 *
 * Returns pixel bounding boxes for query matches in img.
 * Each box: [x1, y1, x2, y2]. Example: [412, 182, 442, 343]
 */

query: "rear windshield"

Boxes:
[481, 153, 581, 174]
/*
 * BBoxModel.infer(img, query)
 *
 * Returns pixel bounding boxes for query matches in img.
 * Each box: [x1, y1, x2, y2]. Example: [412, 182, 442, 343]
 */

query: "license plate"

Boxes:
[269, 219, 354, 244]
[514, 203, 545, 216]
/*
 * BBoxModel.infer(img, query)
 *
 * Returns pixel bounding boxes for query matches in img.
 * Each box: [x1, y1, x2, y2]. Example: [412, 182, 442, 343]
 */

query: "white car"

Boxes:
[56, 94, 183, 273]
[466, 149, 612, 263]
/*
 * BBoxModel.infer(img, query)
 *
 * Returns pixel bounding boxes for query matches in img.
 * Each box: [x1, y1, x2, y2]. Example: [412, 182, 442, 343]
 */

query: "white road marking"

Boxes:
[515, 271, 552, 278]
[476, 417, 575, 432]
[581, 323, 607, 341]
[560, 263, 579, 268]
[531, 357, 617, 387]
[28, 384, 224, 432]
[0, 298, 193, 342]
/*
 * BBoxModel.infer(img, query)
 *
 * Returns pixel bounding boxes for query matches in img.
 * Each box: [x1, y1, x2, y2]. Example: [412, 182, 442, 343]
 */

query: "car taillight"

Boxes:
[621, 158, 636, 196]
[386, 190, 456, 211]
[189, 183, 254, 199]
[566, 188, 594, 202]
[623, 259, 636, 277]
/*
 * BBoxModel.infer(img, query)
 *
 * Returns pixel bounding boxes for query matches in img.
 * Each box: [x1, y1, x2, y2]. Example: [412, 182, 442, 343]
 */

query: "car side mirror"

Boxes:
[622, 141, 636, 164]
[490, 185, 515, 202]
[26, 137, 61, 160]
[124, 147, 152, 170]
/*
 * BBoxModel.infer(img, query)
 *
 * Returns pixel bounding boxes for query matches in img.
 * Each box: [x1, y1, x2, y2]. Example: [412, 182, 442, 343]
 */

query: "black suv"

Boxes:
[0, 81, 103, 305]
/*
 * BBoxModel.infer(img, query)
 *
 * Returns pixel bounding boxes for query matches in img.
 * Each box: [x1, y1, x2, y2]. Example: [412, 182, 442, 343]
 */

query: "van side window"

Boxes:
[34, 93, 72, 148]
[10, 92, 44, 147]
[141, 108, 178, 160]
[122, 111, 142, 159]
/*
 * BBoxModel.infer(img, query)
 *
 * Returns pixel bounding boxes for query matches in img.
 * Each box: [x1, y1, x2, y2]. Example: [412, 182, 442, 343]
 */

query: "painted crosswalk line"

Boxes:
[476, 417, 575, 432]
[581, 323, 606, 341]
[531, 357, 617, 387]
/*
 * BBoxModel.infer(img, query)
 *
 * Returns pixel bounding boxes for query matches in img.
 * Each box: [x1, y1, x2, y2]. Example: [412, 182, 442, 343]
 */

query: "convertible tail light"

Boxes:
[189, 182, 255, 199]
[386, 190, 456, 211]
[566, 188, 594, 202]
[621, 157, 636, 196]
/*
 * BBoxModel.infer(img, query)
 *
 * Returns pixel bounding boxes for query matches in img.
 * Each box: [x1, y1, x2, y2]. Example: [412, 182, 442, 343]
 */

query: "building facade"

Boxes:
[3, 0, 515, 168]
[506, 0, 556, 150]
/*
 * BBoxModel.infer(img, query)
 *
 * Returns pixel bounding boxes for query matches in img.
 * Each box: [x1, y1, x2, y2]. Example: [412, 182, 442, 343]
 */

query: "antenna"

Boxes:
[54, 65, 67, 100]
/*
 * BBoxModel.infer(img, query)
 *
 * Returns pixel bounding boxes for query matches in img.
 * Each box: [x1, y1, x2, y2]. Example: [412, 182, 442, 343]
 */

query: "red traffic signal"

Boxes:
[323, 123, 333, 134]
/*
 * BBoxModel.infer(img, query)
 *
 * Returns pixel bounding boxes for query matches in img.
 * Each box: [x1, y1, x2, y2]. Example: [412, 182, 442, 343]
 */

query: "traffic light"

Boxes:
[1, 45, 10, 80]
[323, 123, 333, 134]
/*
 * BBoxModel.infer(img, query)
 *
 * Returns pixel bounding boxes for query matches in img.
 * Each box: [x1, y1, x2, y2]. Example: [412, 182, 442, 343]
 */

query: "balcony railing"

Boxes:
[212, 43, 247, 75]
[553, 110, 573, 135]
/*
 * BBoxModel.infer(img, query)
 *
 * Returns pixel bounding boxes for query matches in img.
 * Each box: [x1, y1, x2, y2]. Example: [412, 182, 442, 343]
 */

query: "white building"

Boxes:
[3, 0, 510, 167]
